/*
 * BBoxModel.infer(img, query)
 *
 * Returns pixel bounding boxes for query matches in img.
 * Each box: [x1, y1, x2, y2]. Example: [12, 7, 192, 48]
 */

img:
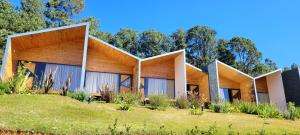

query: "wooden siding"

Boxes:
[85, 45, 135, 74]
[15, 40, 84, 66]
[132, 65, 139, 92]
[255, 77, 268, 93]
[141, 59, 175, 79]
[3, 46, 13, 79]
[219, 75, 240, 89]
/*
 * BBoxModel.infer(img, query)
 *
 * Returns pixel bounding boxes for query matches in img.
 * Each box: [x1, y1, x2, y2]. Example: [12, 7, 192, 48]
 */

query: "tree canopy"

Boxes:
[0, 0, 279, 76]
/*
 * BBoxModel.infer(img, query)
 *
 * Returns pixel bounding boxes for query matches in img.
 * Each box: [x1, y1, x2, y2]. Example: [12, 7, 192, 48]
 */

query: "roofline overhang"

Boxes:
[141, 49, 185, 62]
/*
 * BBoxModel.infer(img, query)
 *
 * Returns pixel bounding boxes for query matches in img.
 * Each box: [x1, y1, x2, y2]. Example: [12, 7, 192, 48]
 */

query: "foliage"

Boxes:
[170, 29, 187, 51]
[9, 66, 30, 94]
[232, 101, 257, 114]
[186, 26, 217, 67]
[216, 39, 235, 66]
[207, 122, 218, 135]
[43, 69, 54, 94]
[139, 30, 170, 58]
[175, 98, 190, 109]
[118, 103, 132, 111]
[71, 90, 89, 102]
[100, 85, 115, 103]
[0, 81, 11, 95]
[114, 28, 139, 55]
[113, 92, 142, 105]
[61, 75, 71, 96]
[209, 102, 234, 113]
[80, 16, 114, 43]
[256, 104, 282, 118]
[291, 63, 299, 69]
[44, 0, 84, 27]
[284, 102, 300, 120]
[148, 94, 169, 110]
[20, 0, 46, 31]
[190, 106, 204, 115]
[227, 37, 262, 76]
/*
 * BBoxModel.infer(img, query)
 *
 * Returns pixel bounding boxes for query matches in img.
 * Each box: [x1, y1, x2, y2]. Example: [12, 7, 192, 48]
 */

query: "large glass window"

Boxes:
[21, 61, 82, 91]
[257, 92, 270, 104]
[142, 78, 175, 99]
[220, 88, 241, 102]
[84, 72, 132, 93]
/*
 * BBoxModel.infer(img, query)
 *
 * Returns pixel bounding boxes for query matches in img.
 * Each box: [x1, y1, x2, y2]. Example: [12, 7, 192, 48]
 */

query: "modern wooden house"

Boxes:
[254, 70, 287, 110]
[0, 23, 288, 108]
[206, 60, 256, 103]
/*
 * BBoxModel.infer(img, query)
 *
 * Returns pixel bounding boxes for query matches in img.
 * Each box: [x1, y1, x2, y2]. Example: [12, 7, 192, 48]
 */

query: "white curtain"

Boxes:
[147, 78, 175, 98]
[258, 93, 270, 104]
[43, 64, 81, 91]
[84, 72, 120, 93]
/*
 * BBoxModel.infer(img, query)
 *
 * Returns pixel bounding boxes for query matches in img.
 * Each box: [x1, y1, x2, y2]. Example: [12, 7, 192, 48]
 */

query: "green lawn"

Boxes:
[0, 95, 299, 134]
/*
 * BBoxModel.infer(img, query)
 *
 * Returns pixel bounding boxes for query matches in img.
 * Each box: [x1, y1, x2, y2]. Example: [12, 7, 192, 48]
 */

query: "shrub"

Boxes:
[175, 98, 190, 109]
[71, 90, 90, 102]
[233, 101, 257, 114]
[188, 96, 202, 109]
[9, 67, 30, 94]
[210, 103, 222, 113]
[118, 103, 132, 111]
[113, 92, 142, 105]
[148, 94, 169, 110]
[190, 106, 204, 115]
[0, 81, 12, 95]
[257, 104, 282, 118]
[100, 85, 115, 103]
[209, 102, 233, 113]
[285, 102, 300, 120]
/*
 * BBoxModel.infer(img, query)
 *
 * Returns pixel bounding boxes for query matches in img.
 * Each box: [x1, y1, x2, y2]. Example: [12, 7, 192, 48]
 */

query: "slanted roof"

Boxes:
[10, 23, 88, 51]
[254, 69, 282, 79]
[216, 60, 253, 83]
[141, 50, 184, 66]
[88, 36, 139, 66]
[186, 63, 207, 80]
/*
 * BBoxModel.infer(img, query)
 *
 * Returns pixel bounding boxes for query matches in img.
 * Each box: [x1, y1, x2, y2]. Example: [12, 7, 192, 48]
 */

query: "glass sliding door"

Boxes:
[142, 78, 175, 99]
[84, 72, 120, 93]
[84, 72, 132, 94]
[257, 92, 270, 104]
[220, 88, 241, 102]
[29, 62, 82, 91]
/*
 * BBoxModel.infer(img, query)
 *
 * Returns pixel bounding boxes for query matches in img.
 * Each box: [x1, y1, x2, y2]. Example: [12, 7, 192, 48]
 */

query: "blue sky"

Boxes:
[11, 0, 300, 68]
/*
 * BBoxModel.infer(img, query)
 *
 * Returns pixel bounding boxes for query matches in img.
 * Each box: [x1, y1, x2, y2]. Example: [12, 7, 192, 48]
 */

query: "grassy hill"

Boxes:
[0, 95, 299, 134]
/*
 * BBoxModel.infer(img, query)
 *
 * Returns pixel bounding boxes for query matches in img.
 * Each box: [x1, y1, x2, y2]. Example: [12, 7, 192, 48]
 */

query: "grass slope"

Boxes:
[0, 95, 299, 134]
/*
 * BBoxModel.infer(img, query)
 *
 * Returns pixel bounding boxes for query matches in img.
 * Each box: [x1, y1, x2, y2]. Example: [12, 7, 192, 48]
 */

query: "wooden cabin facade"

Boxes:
[0, 23, 288, 108]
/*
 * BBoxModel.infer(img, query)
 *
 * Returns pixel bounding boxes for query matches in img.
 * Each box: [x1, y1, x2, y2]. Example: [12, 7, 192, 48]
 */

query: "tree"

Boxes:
[215, 39, 235, 66]
[170, 29, 187, 51]
[227, 37, 262, 75]
[20, 0, 46, 31]
[80, 16, 113, 44]
[291, 63, 299, 69]
[139, 30, 170, 58]
[0, 0, 20, 64]
[264, 58, 277, 70]
[186, 26, 217, 67]
[114, 28, 139, 56]
[44, 0, 84, 27]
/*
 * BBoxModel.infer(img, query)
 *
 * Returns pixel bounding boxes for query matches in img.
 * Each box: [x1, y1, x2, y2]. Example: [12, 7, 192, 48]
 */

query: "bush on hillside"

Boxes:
[257, 104, 282, 118]
[232, 101, 257, 114]
[175, 98, 190, 109]
[100, 85, 115, 103]
[113, 92, 142, 105]
[71, 90, 90, 102]
[284, 102, 300, 120]
[209, 102, 234, 113]
[190, 106, 204, 115]
[0, 81, 12, 95]
[118, 103, 132, 111]
[148, 94, 169, 110]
